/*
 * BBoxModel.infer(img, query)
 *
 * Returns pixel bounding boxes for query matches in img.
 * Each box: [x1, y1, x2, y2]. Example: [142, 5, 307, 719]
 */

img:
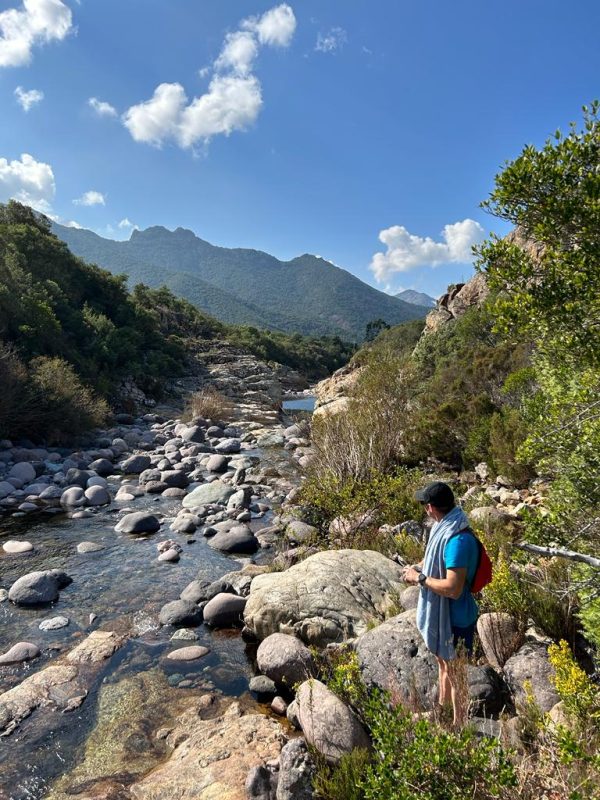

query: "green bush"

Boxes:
[299, 468, 425, 550]
[28, 357, 109, 443]
[315, 651, 517, 800]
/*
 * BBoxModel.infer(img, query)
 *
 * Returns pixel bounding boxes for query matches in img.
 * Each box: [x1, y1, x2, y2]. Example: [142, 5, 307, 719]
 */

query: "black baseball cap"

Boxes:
[415, 481, 455, 508]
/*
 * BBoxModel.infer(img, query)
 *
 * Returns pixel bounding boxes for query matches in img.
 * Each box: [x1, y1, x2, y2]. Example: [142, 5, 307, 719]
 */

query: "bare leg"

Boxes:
[447, 657, 468, 728]
[435, 655, 452, 709]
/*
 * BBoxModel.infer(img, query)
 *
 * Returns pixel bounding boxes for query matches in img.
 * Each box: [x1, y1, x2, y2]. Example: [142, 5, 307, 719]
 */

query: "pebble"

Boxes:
[77, 541, 104, 554]
[39, 615, 69, 631]
[0, 589, 8, 602]
[271, 696, 288, 715]
[166, 646, 210, 661]
[89, 613, 97, 624]
[170, 628, 199, 641]
[2, 540, 34, 554]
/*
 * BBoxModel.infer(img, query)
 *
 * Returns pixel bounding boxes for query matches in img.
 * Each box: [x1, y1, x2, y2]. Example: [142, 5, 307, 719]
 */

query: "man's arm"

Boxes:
[403, 566, 467, 599]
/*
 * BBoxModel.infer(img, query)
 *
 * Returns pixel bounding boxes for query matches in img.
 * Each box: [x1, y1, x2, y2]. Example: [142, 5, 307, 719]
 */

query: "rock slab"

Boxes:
[244, 549, 405, 645]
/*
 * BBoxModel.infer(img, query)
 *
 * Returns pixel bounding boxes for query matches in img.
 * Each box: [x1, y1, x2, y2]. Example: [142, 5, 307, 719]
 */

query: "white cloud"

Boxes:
[179, 75, 262, 147]
[245, 3, 296, 47]
[215, 30, 258, 75]
[14, 85, 43, 110]
[0, 152, 55, 212]
[73, 190, 105, 206]
[118, 217, 137, 230]
[123, 4, 296, 151]
[88, 97, 117, 117]
[315, 27, 347, 53]
[123, 83, 187, 146]
[0, 0, 73, 68]
[370, 219, 485, 282]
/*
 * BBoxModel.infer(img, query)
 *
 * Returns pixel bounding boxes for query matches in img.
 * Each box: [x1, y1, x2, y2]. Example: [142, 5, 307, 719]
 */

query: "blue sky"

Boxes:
[1, 0, 599, 299]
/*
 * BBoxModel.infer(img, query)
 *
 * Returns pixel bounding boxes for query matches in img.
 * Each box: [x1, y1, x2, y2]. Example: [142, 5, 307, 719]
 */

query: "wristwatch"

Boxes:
[418, 572, 427, 587]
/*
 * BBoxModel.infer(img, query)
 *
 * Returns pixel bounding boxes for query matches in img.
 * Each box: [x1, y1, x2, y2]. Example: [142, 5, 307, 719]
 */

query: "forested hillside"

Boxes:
[0, 202, 353, 442]
[53, 222, 428, 340]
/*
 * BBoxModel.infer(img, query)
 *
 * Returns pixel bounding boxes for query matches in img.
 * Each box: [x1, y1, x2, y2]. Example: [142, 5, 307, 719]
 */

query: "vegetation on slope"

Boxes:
[302, 109, 600, 795]
[54, 221, 429, 340]
[0, 202, 353, 442]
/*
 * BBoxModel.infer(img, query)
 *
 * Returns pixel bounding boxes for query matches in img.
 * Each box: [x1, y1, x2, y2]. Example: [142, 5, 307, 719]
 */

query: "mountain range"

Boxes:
[395, 289, 437, 308]
[52, 223, 428, 341]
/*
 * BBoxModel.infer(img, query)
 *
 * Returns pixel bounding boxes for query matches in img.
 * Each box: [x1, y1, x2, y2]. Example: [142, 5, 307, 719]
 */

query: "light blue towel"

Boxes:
[416, 505, 470, 660]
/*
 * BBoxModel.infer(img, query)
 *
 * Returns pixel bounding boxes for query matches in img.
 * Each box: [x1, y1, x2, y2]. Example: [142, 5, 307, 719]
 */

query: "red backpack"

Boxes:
[448, 528, 493, 593]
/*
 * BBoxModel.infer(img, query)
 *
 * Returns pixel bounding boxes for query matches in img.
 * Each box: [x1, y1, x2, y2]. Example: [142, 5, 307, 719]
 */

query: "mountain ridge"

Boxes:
[53, 222, 428, 340]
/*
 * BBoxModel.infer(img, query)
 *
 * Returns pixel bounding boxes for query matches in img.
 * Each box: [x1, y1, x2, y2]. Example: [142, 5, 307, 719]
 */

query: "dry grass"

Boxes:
[186, 386, 234, 422]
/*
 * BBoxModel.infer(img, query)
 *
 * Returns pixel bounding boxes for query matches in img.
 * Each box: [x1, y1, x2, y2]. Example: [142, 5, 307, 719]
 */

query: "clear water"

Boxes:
[282, 396, 315, 412]
[0, 452, 295, 799]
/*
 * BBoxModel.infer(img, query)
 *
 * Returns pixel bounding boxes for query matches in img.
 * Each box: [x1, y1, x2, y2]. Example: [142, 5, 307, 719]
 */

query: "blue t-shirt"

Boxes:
[444, 532, 479, 627]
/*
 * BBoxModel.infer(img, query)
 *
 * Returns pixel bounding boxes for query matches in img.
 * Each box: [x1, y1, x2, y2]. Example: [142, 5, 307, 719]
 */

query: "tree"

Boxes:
[364, 318, 390, 342]
[476, 103, 600, 573]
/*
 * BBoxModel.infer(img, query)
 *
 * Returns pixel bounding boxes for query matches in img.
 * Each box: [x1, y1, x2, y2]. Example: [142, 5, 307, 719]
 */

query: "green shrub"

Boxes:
[28, 356, 109, 443]
[313, 749, 370, 800]
[299, 468, 425, 551]
[316, 651, 517, 800]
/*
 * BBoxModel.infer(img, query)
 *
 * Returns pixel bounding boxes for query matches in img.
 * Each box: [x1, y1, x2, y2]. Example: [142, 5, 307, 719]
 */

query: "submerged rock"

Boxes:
[0, 641, 40, 665]
[115, 512, 161, 534]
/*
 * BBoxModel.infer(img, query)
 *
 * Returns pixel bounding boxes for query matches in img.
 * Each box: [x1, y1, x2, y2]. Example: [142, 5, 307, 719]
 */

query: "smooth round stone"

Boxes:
[60, 486, 87, 507]
[157, 548, 180, 562]
[77, 541, 104, 554]
[9, 462, 36, 483]
[39, 615, 69, 631]
[0, 641, 40, 665]
[72, 510, 93, 519]
[85, 485, 110, 506]
[115, 512, 161, 534]
[166, 645, 210, 661]
[249, 675, 277, 696]
[18, 503, 39, 512]
[0, 589, 8, 602]
[170, 628, 199, 641]
[2, 540, 34, 554]
[271, 696, 288, 716]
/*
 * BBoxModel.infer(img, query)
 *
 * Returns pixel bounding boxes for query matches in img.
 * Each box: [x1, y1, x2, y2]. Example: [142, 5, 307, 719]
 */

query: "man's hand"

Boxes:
[402, 566, 421, 586]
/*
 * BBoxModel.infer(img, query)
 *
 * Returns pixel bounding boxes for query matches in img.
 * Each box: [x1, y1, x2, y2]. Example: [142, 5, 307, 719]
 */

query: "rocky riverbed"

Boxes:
[0, 364, 575, 800]
[0, 399, 316, 799]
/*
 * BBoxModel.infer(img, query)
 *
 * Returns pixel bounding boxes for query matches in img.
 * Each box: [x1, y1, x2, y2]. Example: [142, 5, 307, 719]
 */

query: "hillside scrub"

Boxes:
[0, 201, 355, 442]
[477, 103, 600, 625]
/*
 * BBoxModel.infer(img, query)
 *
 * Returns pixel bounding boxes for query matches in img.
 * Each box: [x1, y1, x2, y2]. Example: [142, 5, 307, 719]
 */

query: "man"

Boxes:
[402, 481, 479, 727]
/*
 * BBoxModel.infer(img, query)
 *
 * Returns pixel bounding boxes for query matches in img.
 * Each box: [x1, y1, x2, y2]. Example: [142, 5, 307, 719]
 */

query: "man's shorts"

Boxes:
[452, 622, 476, 655]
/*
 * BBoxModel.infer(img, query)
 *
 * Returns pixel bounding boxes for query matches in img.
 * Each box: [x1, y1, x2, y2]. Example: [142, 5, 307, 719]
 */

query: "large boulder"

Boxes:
[60, 486, 87, 507]
[160, 470, 189, 489]
[257, 633, 315, 687]
[159, 600, 203, 627]
[8, 570, 64, 605]
[182, 480, 235, 508]
[115, 512, 161, 534]
[88, 458, 114, 476]
[9, 462, 36, 483]
[84, 485, 110, 506]
[215, 438, 241, 454]
[477, 612, 523, 669]
[203, 593, 246, 628]
[504, 641, 560, 712]
[355, 610, 438, 707]
[295, 679, 371, 764]
[208, 525, 259, 554]
[244, 549, 405, 645]
[0, 481, 15, 499]
[121, 454, 151, 474]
